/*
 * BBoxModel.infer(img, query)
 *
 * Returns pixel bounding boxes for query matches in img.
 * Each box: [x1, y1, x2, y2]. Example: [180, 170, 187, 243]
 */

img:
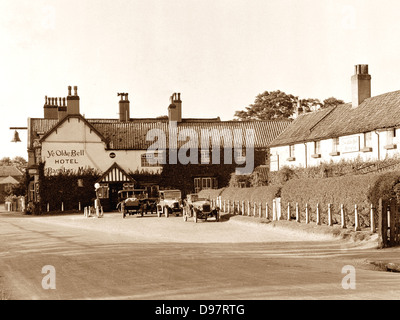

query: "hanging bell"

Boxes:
[11, 130, 21, 143]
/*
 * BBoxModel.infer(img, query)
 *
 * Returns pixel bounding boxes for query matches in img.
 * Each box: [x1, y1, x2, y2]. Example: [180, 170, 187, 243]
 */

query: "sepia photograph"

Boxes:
[1, 0, 400, 310]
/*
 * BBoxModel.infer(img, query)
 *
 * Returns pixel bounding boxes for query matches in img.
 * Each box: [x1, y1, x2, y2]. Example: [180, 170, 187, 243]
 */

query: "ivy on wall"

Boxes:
[38, 162, 100, 213]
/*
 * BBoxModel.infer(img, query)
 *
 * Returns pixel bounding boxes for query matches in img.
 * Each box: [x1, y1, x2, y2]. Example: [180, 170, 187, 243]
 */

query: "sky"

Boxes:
[1, 0, 400, 160]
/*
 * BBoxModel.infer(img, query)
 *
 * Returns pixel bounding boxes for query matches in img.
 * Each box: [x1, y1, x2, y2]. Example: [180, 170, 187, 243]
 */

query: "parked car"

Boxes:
[156, 189, 183, 217]
[117, 188, 149, 218]
[183, 193, 220, 223]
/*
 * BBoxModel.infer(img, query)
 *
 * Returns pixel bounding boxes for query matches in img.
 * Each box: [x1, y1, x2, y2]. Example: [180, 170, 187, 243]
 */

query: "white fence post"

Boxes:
[316, 203, 321, 225]
[259, 202, 262, 218]
[247, 201, 250, 216]
[341, 204, 346, 228]
[266, 202, 269, 220]
[354, 204, 360, 231]
[328, 203, 332, 226]
[253, 202, 256, 217]
[296, 203, 300, 222]
[272, 199, 277, 221]
[370, 204, 375, 233]
[241, 201, 245, 216]
[287, 202, 291, 220]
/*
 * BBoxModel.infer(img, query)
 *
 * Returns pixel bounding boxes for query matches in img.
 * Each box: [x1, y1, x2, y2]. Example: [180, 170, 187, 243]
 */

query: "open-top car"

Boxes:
[183, 193, 220, 223]
[117, 188, 149, 218]
[156, 189, 183, 217]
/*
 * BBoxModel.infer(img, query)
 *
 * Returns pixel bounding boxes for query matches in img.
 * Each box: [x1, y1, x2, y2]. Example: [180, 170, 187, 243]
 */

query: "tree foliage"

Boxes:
[234, 91, 345, 120]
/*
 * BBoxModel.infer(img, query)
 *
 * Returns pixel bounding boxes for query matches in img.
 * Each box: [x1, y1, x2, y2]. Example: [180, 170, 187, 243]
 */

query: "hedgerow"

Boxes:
[280, 171, 400, 227]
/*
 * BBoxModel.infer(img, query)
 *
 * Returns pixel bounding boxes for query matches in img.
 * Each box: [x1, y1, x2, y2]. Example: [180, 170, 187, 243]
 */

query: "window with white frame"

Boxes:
[364, 132, 372, 147]
[287, 144, 295, 161]
[141, 151, 164, 167]
[330, 137, 340, 156]
[384, 128, 397, 150]
[332, 137, 339, 152]
[314, 141, 321, 154]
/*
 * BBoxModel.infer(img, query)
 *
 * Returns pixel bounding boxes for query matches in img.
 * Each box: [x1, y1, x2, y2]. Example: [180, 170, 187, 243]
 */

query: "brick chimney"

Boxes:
[351, 64, 371, 108]
[67, 85, 80, 114]
[58, 96, 67, 120]
[168, 93, 182, 122]
[43, 95, 58, 119]
[118, 93, 130, 122]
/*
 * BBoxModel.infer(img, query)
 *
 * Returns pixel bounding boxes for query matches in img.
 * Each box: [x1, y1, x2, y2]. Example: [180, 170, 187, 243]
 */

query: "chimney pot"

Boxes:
[74, 86, 78, 96]
[68, 86, 72, 96]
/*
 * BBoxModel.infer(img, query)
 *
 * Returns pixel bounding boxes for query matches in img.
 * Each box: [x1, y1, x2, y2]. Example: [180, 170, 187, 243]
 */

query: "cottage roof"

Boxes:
[0, 166, 23, 178]
[0, 175, 20, 184]
[269, 90, 400, 147]
[30, 116, 291, 150]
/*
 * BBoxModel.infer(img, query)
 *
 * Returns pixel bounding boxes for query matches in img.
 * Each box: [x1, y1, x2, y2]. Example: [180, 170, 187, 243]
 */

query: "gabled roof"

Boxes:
[0, 166, 23, 178]
[270, 90, 400, 147]
[38, 114, 108, 144]
[0, 175, 20, 184]
[96, 162, 135, 183]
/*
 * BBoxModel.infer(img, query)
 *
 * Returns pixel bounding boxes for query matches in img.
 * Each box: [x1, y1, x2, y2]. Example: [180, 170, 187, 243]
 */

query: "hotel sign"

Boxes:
[46, 149, 85, 165]
[340, 136, 360, 153]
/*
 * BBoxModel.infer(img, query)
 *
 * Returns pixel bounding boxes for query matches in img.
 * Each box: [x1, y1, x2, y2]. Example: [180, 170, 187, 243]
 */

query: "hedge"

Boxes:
[280, 171, 400, 228]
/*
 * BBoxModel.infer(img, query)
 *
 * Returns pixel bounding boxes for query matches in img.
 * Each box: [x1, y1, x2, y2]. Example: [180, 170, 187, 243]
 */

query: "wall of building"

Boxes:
[40, 117, 162, 175]
[270, 128, 400, 171]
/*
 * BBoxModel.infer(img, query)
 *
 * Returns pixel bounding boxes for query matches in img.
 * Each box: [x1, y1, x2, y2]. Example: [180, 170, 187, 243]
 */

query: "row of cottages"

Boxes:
[269, 64, 400, 171]
[26, 87, 290, 210]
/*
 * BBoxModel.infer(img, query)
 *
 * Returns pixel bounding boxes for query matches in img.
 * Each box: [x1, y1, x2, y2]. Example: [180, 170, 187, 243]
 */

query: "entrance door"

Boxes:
[109, 183, 123, 211]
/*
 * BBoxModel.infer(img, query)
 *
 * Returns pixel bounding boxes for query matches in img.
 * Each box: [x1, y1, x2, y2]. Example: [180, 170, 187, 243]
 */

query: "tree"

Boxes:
[234, 90, 297, 120]
[322, 97, 345, 108]
[0, 156, 27, 172]
[234, 91, 345, 120]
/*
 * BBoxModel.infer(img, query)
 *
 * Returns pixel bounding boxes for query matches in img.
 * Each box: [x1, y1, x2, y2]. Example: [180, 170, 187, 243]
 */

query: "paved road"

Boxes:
[1, 211, 400, 300]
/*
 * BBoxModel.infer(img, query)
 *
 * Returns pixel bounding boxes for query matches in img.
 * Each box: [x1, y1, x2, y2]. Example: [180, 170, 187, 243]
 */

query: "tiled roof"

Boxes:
[0, 175, 20, 184]
[0, 166, 23, 178]
[30, 117, 291, 150]
[270, 90, 400, 147]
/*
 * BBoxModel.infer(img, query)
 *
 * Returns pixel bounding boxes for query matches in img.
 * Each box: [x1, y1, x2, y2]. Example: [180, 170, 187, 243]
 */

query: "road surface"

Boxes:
[1, 211, 400, 300]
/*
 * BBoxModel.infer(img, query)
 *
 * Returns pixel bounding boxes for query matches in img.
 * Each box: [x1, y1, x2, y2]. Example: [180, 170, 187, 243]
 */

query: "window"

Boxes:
[361, 132, 373, 152]
[194, 177, 218, 193]
[141, 151, 164, 167]
[287, 145, 295, 161]
[312, 141, 321, 158]
[384, 129, 397, 150]
[330, 137, 340, 156]
[200, 150, 210, 164]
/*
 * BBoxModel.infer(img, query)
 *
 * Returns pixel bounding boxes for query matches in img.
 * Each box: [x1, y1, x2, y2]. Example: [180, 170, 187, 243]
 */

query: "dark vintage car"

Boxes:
[156, 189, 183, 217]
[117, 188, 149, 218]
[183, 193, 220, 223]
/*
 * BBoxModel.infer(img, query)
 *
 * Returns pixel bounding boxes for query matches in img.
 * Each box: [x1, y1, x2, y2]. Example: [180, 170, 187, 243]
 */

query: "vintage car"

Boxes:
[117, 188, 149, 218]
[156, 189, 183, 217]
[183, 193, 220, 223]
